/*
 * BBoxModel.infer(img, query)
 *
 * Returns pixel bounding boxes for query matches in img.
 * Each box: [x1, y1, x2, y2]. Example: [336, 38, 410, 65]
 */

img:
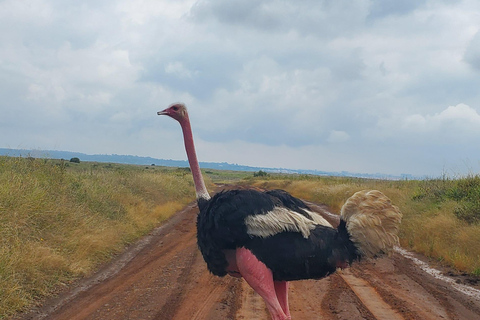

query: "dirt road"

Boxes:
[19, 198, 480, 320]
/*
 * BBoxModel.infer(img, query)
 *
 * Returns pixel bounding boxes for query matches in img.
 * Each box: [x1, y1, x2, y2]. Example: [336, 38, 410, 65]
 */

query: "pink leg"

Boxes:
[274, 281, 290, 319]
[236, 247, 288, 320]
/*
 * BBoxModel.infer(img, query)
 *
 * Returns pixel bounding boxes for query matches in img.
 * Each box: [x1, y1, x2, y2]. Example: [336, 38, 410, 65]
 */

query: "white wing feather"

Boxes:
[245, 207, 333, 239]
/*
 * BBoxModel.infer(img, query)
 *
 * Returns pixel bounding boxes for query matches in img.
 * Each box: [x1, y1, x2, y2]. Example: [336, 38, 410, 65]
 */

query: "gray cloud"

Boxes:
[191, 0, 283, 31]
[140, 51, 243, 99]
[1, 0, 480, 176]
[367, 0, 426, 21]
[464, 30, 480, 71]
[190, 0, 370, 38]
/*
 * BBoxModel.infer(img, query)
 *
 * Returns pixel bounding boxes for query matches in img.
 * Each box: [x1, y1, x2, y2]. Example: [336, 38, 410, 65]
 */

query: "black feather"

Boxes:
[196, 189, 360, 279]
[246, 222, 359, 281]
[197, 189, 278, 276]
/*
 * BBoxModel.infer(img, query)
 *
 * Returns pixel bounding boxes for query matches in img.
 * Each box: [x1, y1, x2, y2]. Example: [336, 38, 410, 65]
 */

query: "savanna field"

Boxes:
[1, 156, 480, 318]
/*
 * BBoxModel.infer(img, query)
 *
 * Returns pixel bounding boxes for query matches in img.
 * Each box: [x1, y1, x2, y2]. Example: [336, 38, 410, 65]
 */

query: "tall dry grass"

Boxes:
[250, 175, 480, 276]
[0, 157, 196, 318]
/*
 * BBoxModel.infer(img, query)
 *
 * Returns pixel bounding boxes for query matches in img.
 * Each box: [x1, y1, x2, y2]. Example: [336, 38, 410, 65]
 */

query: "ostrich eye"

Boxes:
[172, 106, 179, 111]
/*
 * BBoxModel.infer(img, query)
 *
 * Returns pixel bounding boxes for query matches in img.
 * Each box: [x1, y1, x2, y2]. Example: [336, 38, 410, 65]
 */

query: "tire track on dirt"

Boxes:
[349, 254, 480, 320]
[153, 246, 199, 320]
[235, 281, 270, 320]
[56, 219, 198, 319]
[163, 251, 240, 320]
[339, 269, 403, 320]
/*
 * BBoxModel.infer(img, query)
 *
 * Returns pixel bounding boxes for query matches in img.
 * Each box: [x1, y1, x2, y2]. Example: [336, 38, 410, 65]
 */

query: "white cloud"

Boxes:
[0, 0, 54, 24]
[402, 104, 480, 135]
[370, 103, 480, 151]
[117, 0, 196, 25]
[165, 61, 198, 79]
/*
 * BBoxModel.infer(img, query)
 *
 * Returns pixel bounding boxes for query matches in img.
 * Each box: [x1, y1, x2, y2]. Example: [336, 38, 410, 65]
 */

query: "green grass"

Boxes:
[0, 156, 197, 319]
[204, 169, 254, 183]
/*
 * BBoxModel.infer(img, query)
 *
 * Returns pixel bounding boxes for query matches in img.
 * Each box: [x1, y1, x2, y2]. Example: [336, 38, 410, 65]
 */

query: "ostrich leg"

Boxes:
[274, 281, 290, 318]
[236, 247, 290, 320]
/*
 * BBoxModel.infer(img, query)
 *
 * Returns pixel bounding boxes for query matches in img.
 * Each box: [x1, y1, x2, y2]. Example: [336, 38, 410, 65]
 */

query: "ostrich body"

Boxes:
[158, 103, 402, 320]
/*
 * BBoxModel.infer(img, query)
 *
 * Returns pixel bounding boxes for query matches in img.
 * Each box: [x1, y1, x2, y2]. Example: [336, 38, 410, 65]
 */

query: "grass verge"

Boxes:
[0, 157, 196, 319]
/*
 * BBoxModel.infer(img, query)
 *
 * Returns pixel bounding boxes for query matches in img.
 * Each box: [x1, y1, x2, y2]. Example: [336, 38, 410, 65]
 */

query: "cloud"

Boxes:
[190, 0, 370, 38]
[403, 103, 480, 136]
[165, 61, 198, 79]
[372, 103, 480, 146]
[327, 131, 350, 144]
[191, 0, 283, 31]
[367, 0, 426, 21]
[464, 30, 480, 71]
[2, 0, 480, 177]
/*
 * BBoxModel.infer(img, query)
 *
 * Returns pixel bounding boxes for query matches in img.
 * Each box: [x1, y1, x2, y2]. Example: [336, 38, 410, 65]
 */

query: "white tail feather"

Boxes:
[340, 190, 402, 258]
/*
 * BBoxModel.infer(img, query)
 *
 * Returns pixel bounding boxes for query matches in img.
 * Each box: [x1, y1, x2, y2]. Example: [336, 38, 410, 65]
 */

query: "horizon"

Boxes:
[0, 147, 440, 180]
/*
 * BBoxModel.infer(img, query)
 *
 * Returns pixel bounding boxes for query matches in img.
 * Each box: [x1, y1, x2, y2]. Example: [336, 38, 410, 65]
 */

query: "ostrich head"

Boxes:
[157, 103, 188, 122]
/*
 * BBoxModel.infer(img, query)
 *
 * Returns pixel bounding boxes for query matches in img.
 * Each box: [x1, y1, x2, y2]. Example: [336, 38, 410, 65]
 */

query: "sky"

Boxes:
[1, 0, 480, 177]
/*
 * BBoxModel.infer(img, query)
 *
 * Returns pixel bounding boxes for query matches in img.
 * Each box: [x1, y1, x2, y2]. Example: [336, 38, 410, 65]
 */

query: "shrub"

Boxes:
[254, 170, 269, 177]
[69, 157, 80, 163]
[454, 200, 480, 224]
[415, 175, 480, 224]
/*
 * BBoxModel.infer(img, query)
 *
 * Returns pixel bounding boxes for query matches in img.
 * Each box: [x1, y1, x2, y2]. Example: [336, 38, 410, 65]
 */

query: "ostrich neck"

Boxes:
[180, 118, 210, 201]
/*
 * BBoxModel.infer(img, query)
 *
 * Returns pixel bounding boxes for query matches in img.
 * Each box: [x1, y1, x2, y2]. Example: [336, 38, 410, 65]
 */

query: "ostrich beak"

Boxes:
[157, 109, 168, 116]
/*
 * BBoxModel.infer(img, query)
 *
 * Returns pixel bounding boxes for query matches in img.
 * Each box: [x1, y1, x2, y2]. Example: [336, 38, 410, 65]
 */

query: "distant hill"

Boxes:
[0, 148, 413, 180]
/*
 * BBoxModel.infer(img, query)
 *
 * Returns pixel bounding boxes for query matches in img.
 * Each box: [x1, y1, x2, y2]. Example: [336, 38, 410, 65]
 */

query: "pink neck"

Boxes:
[179, 116, 210, 200]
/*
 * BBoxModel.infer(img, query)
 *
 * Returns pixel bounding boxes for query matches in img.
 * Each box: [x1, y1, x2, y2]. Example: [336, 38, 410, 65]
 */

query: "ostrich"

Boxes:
[157, 103, 402, 320]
